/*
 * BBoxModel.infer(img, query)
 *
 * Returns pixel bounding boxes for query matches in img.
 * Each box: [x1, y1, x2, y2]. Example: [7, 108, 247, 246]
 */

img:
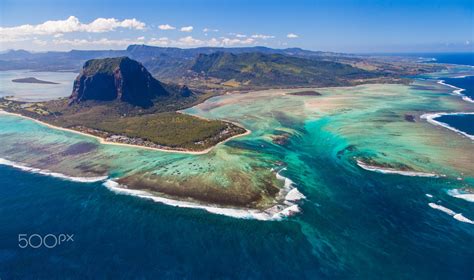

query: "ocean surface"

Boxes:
[391, 52, 474, 66]
[428, 52, 474, 66]
[0, 70, 77, 101]
[418, 53, 474, 136]
[432, 113, 474, 138]
[440, 75, 474, 102]
[0, 59, 473, 279]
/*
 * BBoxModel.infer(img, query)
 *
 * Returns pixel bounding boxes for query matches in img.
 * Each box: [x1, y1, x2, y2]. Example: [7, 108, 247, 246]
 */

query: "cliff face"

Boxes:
[69, 57, 169, 108]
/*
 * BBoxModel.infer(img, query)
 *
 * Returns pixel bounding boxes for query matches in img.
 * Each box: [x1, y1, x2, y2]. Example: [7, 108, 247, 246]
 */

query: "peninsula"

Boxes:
[0, 57, 246, 153]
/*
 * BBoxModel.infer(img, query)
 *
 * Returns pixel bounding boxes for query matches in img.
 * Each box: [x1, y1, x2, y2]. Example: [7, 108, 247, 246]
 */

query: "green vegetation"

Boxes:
[97, 112, 242, 149]
[81, 57, 128, 75]
[0, 98, 246, 151]
[191, 52, 380, 87]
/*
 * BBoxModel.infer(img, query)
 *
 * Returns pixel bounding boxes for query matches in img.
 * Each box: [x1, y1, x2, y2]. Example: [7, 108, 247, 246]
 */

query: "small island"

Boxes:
[1, 57, 247, 153]
[12, 77, 59, 84]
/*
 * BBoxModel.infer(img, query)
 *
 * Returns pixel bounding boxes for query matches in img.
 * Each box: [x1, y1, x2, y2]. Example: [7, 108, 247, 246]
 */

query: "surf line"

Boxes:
[0, 157, 107, 183]
[421, 112, 474, 141]
[428, 202, 474, 225]
[103, 178, 304, 221]
[103, 167, 306, 221]
[437, 79, 473, 103]
[356, 160, 440, 177]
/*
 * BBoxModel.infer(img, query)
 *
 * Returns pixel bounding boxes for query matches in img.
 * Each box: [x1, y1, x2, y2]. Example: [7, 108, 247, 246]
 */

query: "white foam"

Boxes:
[421, 112, 474, 140]
[428, 202, 474, 225]
[276, 167, 293, 189]
[356, 160, 439, 177]
[447, 189, 474, 202]
[462, 96, 474, 103]
[278, 205, 301, 217]
[428, 203, 456, 215]
[0, 158, 107, 183]
[453, 214, 474, 224]
[437, 79, 473, 103]
[285, 188, 306, 201]
[103, 179, 301, 221]
[275, 167, 306, 201]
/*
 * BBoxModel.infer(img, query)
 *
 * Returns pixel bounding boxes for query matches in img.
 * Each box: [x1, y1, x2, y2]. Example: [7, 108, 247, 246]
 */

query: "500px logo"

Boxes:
[18, 233, 74, 249]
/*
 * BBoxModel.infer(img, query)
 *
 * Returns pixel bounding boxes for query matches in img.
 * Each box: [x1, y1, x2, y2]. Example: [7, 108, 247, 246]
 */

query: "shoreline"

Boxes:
[0, 110, 251, 155]
[437, 79, 474, 103]
[0, 158, 107, 183]
[421, 112, 474, 141]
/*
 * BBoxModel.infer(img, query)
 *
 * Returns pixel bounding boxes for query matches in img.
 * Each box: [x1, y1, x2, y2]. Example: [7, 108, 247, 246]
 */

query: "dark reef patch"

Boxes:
[336, 145, 358, 159]
[61, 142, 98, 156]
[404, 114, 416, 122]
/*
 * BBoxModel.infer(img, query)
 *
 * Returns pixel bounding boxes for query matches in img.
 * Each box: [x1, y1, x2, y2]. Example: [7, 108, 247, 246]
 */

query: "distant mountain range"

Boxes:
[0, 44, 440, 90]
[0, 45, 351, 75]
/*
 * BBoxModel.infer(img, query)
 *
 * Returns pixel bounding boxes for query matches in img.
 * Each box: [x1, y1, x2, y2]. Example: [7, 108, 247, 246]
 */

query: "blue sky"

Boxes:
[0, 0, 473, 53]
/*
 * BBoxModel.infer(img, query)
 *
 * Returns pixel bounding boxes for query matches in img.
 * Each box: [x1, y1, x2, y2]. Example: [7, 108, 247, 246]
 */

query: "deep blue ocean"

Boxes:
[435, 114, 474, 136]
[426, 53, 474, 136]
[0, 166, 322, 279]
[429, 52, 474, 66]
[390, 52, 474, 66]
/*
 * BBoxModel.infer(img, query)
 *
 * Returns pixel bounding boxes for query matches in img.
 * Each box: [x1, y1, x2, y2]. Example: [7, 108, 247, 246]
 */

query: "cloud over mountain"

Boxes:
[0, 16, 145, 41]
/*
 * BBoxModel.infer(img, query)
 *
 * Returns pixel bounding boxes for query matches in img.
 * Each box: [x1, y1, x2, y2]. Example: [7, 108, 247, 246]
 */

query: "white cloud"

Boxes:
[287, 33, 298, 38]
[148, 37, 171, 46]
[147, 36, 256, 47]
[178, 36, 203, 45]
[52, 37, 143, 48]
[203, 28, 218, 32]
[229, 33, 247, 38]
[251, 34, 275, 39]
[0, 16, 145, 41]
[180, 26, 194, 32]
[158, 24, 175, 30]
[32, 39, 47, 46]
[221, 37, 255, 46]
[3, 30, 267, 51]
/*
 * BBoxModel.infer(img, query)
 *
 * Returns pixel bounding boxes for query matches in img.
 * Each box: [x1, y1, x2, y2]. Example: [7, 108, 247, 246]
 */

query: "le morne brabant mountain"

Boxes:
[69, 57, 193, 108]
[0, 57, 245, 152]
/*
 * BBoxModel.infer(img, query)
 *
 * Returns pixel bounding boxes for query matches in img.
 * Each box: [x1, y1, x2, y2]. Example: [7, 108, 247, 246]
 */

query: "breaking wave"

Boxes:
[437, 79, 473, 103]
[428, 203, 474, 224]
[421, 112, 474, 140]
[356, 160, 439, 177]
[0, 157, 107, 183]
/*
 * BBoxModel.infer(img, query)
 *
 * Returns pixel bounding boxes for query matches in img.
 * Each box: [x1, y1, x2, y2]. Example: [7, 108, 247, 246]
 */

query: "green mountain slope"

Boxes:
[191, 52, 379, 87]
